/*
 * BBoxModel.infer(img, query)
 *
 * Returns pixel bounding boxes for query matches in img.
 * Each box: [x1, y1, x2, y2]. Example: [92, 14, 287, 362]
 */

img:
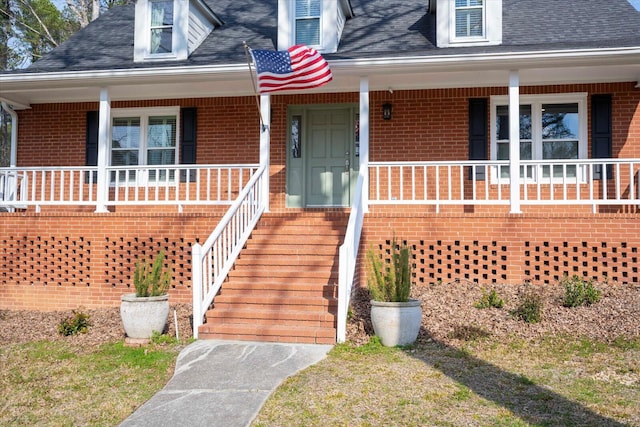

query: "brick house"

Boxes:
[1, 0, 639, 343]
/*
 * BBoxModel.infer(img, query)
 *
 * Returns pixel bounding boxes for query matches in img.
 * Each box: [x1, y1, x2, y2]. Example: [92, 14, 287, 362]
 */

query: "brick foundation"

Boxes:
[360, 212, 640, 285]
[0, 211, 224, 311]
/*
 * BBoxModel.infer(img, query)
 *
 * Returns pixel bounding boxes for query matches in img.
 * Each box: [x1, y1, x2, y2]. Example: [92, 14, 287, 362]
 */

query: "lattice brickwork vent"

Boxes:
[1, 236, 92, 286]
[104, 237, 193, 290]
[524, 241, 639, 283]
[410, 240, 509, 284]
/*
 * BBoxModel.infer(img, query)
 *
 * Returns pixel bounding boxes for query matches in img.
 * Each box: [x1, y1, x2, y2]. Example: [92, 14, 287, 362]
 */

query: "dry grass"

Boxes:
[252, 335, 640, 426]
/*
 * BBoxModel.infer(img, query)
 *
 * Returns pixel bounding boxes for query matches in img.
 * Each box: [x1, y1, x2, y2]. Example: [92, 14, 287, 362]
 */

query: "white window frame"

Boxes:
[451, 0, 486, 42]
[490, 93, 588, 184]
[109, 107, 180, 186]
[134, 0, 188, 62]
[148, 0, 175, 57]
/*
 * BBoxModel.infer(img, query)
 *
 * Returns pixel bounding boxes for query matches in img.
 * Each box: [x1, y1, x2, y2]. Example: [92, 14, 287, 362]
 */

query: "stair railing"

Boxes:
[337, 174, 365, 343]
[192, 165, 267, 338]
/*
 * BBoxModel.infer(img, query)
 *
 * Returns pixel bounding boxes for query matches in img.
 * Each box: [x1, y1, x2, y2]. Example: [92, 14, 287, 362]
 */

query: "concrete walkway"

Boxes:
[120, 340, 333, 427]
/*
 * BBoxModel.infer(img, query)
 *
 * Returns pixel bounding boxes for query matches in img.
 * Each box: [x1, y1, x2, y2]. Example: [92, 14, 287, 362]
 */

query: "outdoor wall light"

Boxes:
[382, 102, 393, 120]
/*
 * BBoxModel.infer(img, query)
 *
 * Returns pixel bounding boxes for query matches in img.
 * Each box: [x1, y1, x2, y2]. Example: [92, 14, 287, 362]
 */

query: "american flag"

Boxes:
[250, 45, 333, 93]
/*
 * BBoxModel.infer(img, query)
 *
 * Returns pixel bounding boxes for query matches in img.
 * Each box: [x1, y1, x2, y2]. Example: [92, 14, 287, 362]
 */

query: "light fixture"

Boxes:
[382, 102, 392, 120]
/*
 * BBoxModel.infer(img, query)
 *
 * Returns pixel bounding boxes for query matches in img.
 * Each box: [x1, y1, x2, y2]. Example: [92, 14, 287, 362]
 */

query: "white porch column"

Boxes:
[508, 70, 521, 214]
[95, 88, 110, 213]
[0, 102, 18, 167]
[260, 94, 270, 212]
[359, 77, 370, 213]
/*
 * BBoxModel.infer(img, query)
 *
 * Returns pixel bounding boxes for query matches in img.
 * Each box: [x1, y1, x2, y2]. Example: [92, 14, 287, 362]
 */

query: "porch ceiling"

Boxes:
[1, 48, 639, 108]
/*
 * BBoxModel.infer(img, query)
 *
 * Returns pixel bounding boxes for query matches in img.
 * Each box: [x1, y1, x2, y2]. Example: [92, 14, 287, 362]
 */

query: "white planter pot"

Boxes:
[370, 299, 422, 347]
[120, 293, 170, 339]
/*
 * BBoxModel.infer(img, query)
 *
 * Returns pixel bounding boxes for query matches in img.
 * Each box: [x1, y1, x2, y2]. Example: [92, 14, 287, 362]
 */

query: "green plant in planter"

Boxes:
[366, 237, 413, 302]
[133, 250, 172, 297]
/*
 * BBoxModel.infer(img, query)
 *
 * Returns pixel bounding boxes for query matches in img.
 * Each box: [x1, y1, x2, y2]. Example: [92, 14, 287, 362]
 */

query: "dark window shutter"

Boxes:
[85, 111, 99, 183]
[591, 95, 612, 180]
[468, 98, 488, 180]
[180, 107, 197, 182]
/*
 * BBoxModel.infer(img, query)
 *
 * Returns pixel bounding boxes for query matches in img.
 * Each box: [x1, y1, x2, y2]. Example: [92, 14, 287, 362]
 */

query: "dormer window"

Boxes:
[278, 0, 353, 53]
[150, 0, 174, 54]
[434, 0, 501, 48]
[134, 0, 223, 63]
[454, 0, 484, 39]
[295, 0, 321, 46]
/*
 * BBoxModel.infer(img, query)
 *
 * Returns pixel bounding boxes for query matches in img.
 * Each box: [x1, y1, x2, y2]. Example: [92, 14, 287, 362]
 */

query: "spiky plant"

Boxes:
[367, 237, 413, 302]
[133, 250, 172, 297]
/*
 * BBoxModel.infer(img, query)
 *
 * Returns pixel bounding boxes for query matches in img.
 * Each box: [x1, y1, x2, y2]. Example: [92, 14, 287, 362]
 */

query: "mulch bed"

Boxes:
[1, 281, 638, 348]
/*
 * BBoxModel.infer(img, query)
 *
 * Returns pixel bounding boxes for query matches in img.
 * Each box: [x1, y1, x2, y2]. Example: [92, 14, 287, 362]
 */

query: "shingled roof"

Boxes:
[11, 0, 640, 74]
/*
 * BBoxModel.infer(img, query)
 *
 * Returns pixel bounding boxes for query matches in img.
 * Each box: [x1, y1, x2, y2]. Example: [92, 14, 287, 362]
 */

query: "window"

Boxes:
[149, 0, 174, 54]
[111, 108, 179, 183]
[491, 94, 587, 181]
[437, 0, 501, 47]
[455, 0, 484, 38]
[295, 0, 321, 46]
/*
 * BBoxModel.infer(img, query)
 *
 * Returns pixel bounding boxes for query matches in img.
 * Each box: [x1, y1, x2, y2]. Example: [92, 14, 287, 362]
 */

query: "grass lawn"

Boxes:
[253, 335, 640, 427]
[0, 340, 182, 426]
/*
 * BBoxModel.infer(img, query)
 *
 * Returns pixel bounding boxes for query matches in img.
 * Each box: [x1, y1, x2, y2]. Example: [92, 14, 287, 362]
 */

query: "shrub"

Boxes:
[58, 309, 91, 336]
[474, 288, 504, 309]
[133, 250, 172, 297]
[561, 275, 601, 307]
[366, 237, 412, 302]
[511, 289, 543, 323]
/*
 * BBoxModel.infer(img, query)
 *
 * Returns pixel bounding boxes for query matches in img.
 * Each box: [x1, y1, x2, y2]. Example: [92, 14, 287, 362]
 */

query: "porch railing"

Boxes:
[337, 174, 365, 343]
[191, 165, 267, 339]
[370, 159, 640, 211]
[0, 164, 259, 211]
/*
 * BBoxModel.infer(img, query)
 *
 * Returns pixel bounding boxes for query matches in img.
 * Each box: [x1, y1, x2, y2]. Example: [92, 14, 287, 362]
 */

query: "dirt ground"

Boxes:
[1, 281, 638, 347]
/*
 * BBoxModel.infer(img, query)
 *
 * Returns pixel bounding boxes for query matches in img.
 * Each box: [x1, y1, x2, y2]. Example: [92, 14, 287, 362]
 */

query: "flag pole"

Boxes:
[243, 41, 267, 132]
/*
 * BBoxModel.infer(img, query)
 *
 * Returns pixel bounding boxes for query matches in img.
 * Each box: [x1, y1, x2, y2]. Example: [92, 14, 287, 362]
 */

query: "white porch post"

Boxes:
[260, 94, 271, 212]
[359, 77, 370, 213]
[95, 88, 110, 213]
[508, 71, 521, 214]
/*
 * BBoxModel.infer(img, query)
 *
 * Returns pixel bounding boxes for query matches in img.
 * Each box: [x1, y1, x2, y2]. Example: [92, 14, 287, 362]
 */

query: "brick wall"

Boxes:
[0, 212, 225, 311]
[360, 213, 640, 285]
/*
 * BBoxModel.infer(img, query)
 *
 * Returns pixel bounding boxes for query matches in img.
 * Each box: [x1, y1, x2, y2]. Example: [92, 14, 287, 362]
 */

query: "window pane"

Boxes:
[456, 0, 483, 6]
[148, 116, 176, 148]
[111, 150, 138, 167]
[112, 118, 140, 149]
[151, 28, 172, 54]
[151, 0, 173, 26]
[296, 18, 320, 45]
[543, 141, 578, 160]
[456, 9, 483, 37]
[296, 0, 321, 17]
[291, 115, 301, 158]
[496, 105, 531, 140]
[147, 149, 176, 165]
[542, 103, 579, 140]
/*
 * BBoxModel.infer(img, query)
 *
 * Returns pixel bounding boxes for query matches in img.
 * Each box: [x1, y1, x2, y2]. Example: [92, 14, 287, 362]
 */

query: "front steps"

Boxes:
[197, 213, 348, 344]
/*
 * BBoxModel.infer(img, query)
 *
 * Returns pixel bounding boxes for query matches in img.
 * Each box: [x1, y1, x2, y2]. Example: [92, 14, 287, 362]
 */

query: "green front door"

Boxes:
[305, 108, 353, 207]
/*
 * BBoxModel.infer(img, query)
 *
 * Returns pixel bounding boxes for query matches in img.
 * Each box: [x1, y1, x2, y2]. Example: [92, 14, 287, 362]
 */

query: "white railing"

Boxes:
[337, 174, 365, 343]
[0, 170, 28, 210]
[0, 167, 96, 210]
[370, 159, 640, 211]
[191, 165, 267, 338]
[107, 164, 259, 209]
[0, 164, 258, 211]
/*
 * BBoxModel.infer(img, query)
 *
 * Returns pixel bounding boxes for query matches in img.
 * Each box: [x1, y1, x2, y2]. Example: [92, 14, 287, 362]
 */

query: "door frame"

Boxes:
[285, 104, 360, 208]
